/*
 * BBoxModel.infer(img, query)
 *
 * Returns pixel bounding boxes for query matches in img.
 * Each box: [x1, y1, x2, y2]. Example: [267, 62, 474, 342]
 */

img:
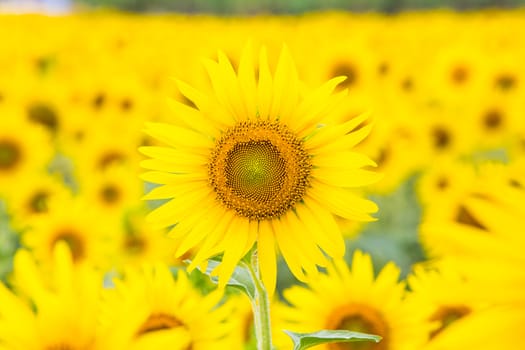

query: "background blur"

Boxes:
[1, 1, 525, 348]
[1, 0, 525, 13]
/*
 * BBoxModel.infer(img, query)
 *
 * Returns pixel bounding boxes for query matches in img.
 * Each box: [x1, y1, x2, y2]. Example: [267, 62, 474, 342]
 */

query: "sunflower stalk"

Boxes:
[248, 248, 273, 350]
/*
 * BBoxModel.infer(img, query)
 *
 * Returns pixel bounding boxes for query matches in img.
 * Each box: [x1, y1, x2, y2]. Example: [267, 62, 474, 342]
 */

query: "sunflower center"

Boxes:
[332, 62, 358, 89]
[100, 184, 121, 204]
[429, 305, 471, 339]
[53, 230, 85, 262]
[451, 66, 469, 84]
[326, 304, 389, 350]
[28, 191, 49, 213]
[226, 141, 286, 201]
[455, 205, 487, 231]
[125, 235, 147, 255]
[483, 109, 503, 130]
[432, 126, 451, 150]
[401, 77, 414, 92]
[436, 176, 449, 190]
[377, 62, 389, 76]
[0, 140, 21, 170]
[137, 313, 184, 335]
[495, 74, 516, 91]
[27, 103, 59, 132]
[98, 151, 125, 170]
[209, 121, 311, 221]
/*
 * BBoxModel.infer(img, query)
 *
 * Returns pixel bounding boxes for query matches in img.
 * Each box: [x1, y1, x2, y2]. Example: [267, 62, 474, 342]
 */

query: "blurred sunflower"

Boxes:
[466, 93, 521, 150]
[0, 107, 53, 196]
[63, 117, 144, 176]
[114, 208, 182, 269]
[141, 46, 379, 289]
[420, 304, 525, 350]
[276, 251, 429, 350]
[416, 159, 476, 207]
[419, 161, 525, 260]
[406, 262, 490, 346]
[0, 242, 104, 350]
[4, 171, 71, 228]
[22, 196, 118, 269]
[98, 264, 233, 350]
[77, 164, 144, 226]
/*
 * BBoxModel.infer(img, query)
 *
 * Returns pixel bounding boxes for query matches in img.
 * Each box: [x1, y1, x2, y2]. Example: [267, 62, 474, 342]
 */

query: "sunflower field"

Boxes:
[1, 8, 525, 350]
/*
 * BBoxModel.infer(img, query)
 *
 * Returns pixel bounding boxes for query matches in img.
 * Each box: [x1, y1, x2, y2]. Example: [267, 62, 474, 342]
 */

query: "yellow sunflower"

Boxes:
[275, 251, 429, 350]
[114, 207, 183, 269]
[416, 159, 476, 208]
[21, 195, 119, 269]
[62, 116, 144, 176]
[76, 163, 144, 226]
[420, 304, 525, 350]
[0, 106, 54, 196]
[140, 45, 379, 290]
[4, 170, 71, 229]
[98, 263, 233, 350]
[419, 161, 525, 260]
[0, 242, 105, 350]
[406, 262, 491, 346]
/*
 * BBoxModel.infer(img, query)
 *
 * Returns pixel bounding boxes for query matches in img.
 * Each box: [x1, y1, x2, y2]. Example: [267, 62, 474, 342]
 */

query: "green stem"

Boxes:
[248, 248, 273, 350]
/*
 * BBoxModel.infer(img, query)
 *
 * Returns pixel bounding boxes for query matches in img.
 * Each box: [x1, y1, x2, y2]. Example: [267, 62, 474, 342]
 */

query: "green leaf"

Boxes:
[283, 329, 382, 350]
[193, 257, 256, 299]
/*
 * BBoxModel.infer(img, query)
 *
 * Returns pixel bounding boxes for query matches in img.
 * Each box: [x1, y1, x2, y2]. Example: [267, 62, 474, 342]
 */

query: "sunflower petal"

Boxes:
[272, 218, 307, 282]
[312, 168, 383, 188]
[313, 150, 377, 168]
[270, 45, 299, 121]
[257, 47, 273, 120]
[237, 43, 258, 119]
[297, 200, 345, 258]
[144, 122, 213, 150]
[257, 220, 277, 293]
[307, 180, 378, 221]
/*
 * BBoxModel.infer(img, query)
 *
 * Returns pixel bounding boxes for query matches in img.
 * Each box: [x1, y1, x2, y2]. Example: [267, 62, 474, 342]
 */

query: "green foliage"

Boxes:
[202, 257, 256, 299]
[347, 175, 426, 278]
[284, 329, 381, 350]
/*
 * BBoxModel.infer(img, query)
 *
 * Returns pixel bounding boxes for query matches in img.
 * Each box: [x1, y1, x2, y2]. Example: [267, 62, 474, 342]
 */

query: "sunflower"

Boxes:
[62, 116, 144, 177]
[420, 304, 525, 350]
[420, 41, 488, 103]
[410, 102, 476, 166]
[98, 264, 233, 350]
[405, 262, 490, 346]
[0, 242, 104, 350]
[21, 78, 67, 137]
[140, 45, 379, 289]
[416, 159, 476, 208]
[275, 251, 429, 350]
[419, 161, 525, 260]
[0, 106, 54, 196]
[464, 92, 521, 150]
[4, 170, 71, 229]
[77, 163, 144, 226]
[21, 195, 119, 269]
[114, 207, 182, 269]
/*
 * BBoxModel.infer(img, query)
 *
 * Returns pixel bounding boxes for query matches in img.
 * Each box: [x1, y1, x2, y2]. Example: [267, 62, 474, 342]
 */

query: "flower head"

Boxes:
[141, 45, 379, 289]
